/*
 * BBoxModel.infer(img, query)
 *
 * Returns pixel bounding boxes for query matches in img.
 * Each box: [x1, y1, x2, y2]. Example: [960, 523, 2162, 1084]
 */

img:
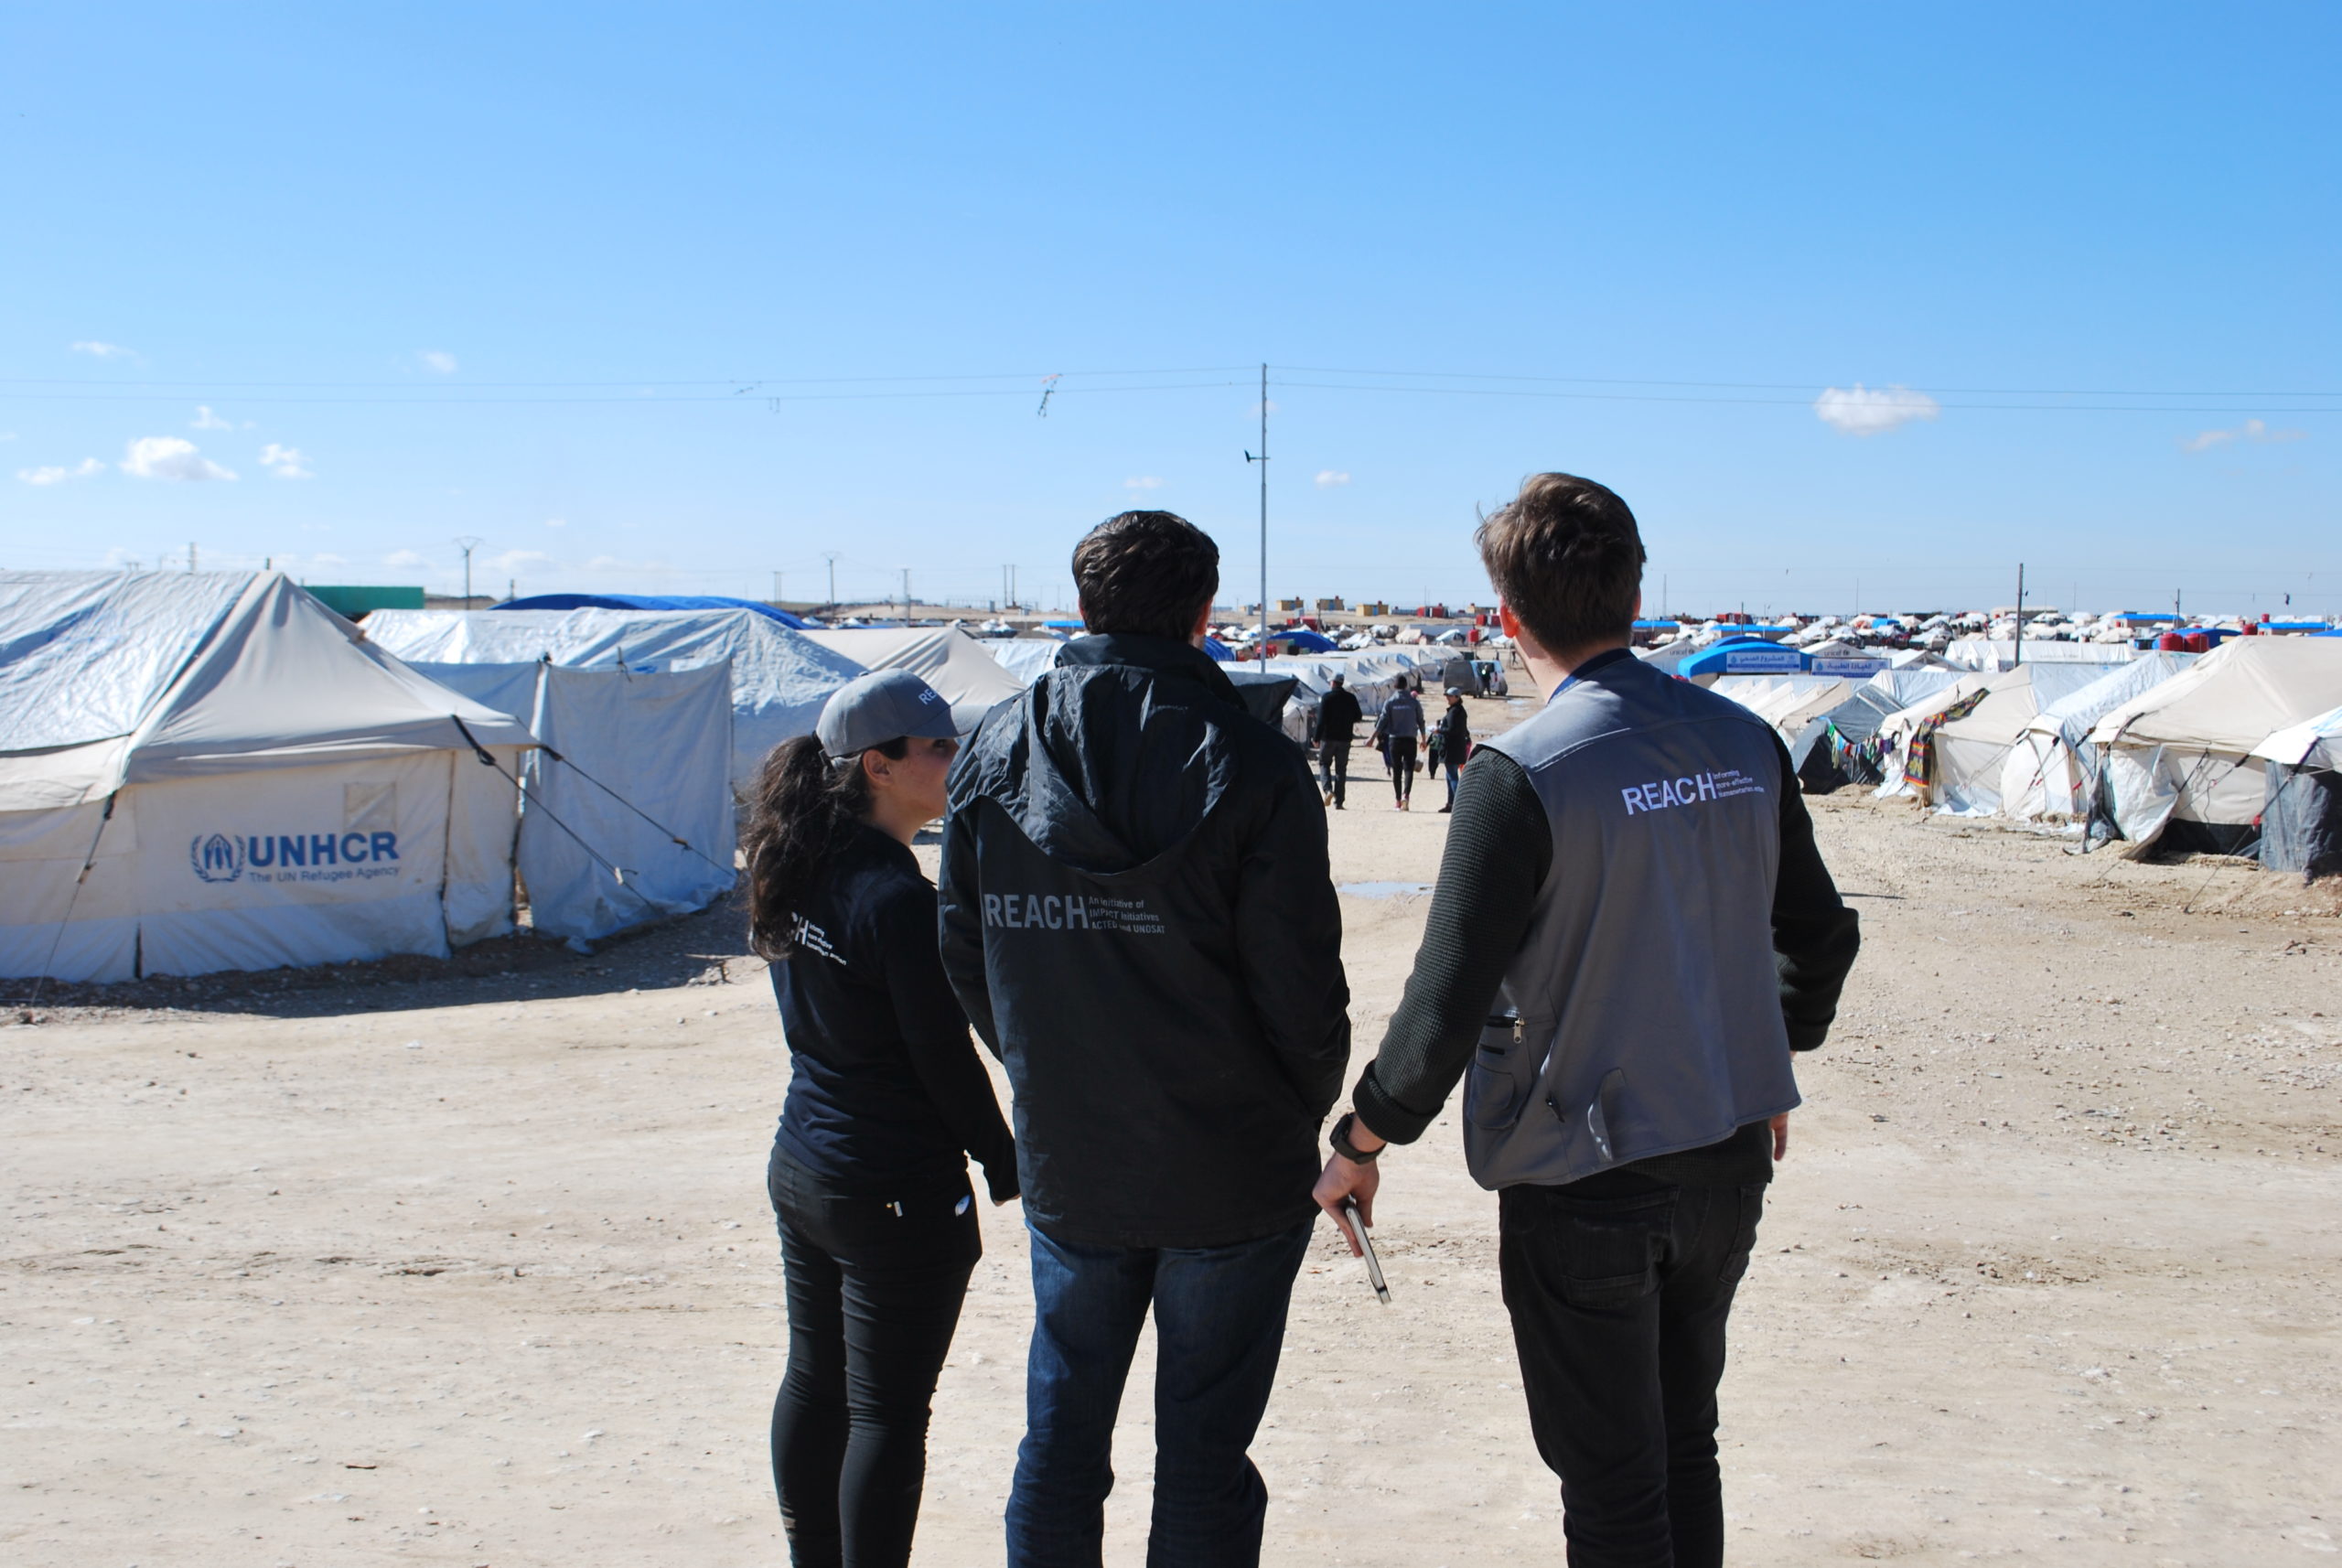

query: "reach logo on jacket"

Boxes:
[979, 890, 1165, 935]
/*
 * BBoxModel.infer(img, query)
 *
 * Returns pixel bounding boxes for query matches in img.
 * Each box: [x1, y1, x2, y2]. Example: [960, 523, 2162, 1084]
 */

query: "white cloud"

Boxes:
[120, 435, 236, 481]
[258, 443, 313, 478]
[383, 549, 430, 569]
[16, 457, 104, 486]
[2180, 417, 2306, 454]
[543, 517, 568, 528]
[70, 340, 135, 359]
[1315, 469, 1351, 488]
[419, 349, 458, 374]
[1813, 382, 1940, 436]
[488, 549, 550, 574]
[190, 405, 232, 430]
[1123, 475, 1166, 490]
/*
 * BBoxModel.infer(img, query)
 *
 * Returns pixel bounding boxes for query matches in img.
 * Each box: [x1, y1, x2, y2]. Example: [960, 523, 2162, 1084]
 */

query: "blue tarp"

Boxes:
[1278, 628, 1340, 653]
[1678, 637, 1808, 678]
[497, 593, 818, 629]
[1202, 637, 1235, 661]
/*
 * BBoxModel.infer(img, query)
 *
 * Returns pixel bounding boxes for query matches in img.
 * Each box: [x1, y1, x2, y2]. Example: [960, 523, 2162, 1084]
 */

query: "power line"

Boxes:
[1280, 364, 2342, 399]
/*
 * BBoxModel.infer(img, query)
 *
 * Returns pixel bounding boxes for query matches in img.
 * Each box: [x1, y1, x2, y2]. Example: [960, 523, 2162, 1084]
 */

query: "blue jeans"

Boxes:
[1004, 1217, 1315, 1568]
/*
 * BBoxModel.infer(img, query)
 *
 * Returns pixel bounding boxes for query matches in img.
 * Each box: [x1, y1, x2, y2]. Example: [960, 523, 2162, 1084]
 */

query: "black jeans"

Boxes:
[1499, 1174, 1767, 1568]
[768, 1144, 981, 1568]
[1389, 736, 1418, 801]
[1319, 741, 1351, 807]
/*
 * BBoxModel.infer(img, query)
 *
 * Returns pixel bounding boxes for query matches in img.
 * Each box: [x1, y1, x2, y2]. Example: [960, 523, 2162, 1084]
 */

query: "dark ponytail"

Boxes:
[740, 733, 909, 961]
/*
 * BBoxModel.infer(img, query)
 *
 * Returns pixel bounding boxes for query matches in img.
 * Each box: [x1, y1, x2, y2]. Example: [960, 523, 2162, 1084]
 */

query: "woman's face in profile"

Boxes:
[873, 735, 959, 822]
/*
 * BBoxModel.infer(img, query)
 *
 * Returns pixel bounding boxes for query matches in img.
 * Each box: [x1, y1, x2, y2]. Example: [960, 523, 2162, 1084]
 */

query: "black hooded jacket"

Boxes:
[939, 634, 1352, 1248]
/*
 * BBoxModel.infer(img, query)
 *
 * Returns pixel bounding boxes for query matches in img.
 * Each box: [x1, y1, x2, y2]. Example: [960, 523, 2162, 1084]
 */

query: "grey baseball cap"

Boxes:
[816, 670, 962, 758]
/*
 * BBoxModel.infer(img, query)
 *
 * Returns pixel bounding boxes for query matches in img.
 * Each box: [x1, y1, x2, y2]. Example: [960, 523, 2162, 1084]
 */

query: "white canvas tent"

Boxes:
[413, 661, 737, 944]
[1945, 640, 2136, 672]
[1872, 672, 1999, 798]
[2086, 639, 2342, 856]
[1928, 662, 2120, 816]
[1784, 669, 1966, 791]
[1711, 675, 1852, 740]
[1, 572, 535, 983]
[801, 627, 1026, 730]
[365, 607, 865, 792]
[2002, 653, 2195, 821]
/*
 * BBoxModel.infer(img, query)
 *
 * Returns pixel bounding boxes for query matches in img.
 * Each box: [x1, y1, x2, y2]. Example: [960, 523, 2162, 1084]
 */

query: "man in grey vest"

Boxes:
[1313, 473, 1860, 1568]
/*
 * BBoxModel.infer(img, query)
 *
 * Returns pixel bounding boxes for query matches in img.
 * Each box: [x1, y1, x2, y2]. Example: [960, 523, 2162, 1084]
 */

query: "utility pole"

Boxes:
[2014, 563, 2025, 666]
[507, 578, 515, 603]
[901, 566, 912, 621]
[453, 536, 483, 604]
[823, 552, 839, 609]
[1243, 363, 1268, 668]
[772, 570, 783, 605]
[188, 541, 198, 574]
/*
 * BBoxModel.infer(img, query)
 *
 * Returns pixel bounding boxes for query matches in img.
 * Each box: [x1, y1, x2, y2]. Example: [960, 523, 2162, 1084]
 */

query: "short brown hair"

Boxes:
[1071, 510, 1219, 639]
[1476, 473, 1645, 652]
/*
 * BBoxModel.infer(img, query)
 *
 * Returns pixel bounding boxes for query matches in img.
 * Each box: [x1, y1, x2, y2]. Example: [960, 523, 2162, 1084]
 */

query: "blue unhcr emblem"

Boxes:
[188, 832, 245, 884]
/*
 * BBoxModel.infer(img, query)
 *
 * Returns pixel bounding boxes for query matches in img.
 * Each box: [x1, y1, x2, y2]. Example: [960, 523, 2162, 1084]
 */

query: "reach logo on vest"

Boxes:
[1618, 768, 1767, 817]
[982, 890, 1166, 936]
[188, 830, 403, 886]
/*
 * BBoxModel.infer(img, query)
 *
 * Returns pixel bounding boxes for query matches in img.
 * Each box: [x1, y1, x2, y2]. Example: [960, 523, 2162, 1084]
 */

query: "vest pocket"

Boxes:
[1466, 1017, 1531, 1130]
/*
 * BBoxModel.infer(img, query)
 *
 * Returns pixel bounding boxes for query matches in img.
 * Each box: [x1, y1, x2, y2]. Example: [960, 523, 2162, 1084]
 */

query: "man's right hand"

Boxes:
[1314, 1151, 1381, 1257]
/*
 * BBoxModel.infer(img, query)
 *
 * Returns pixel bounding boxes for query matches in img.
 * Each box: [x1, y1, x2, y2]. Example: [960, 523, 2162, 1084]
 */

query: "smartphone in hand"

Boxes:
[1340, 1196, 1391, 1305]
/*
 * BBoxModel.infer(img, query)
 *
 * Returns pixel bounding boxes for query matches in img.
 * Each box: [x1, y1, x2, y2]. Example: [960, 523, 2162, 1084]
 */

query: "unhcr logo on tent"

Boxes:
[186, 830, 403, 886]
[189, 832, 246, 884]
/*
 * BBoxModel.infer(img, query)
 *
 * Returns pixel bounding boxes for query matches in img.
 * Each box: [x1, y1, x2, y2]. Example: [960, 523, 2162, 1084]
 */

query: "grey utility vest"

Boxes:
[1464, 655, 1799, 1189]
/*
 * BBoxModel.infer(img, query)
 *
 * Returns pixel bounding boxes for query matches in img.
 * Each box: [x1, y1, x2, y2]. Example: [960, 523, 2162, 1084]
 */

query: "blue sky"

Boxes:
[4, 4, 2335, 617]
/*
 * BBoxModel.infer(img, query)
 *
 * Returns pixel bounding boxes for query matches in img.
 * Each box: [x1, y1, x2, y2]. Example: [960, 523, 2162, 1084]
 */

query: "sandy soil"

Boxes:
[5, 693, 2339, 1565]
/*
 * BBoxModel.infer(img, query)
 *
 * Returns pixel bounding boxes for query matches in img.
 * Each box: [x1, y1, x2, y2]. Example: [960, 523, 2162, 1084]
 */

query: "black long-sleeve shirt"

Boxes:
[1353, 735, 1860, 1187]
[772, 822, 1017, 1201]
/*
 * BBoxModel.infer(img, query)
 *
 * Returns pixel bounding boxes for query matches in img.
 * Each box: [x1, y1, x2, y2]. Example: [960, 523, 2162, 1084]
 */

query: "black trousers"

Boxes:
[1319, 741, 1351, 807]
[1499, 1174, 1766, 1568]
[1389, 736, 1418, 801]
[768, 1144, 981, 1568]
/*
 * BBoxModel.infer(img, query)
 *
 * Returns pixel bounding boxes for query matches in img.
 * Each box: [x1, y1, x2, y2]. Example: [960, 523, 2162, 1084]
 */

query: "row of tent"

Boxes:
[1712, 639, 2342, 877]
[0, 573, 1476, 986]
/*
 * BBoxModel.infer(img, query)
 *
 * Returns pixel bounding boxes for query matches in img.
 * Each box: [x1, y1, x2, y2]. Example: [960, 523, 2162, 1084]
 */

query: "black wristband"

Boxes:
[1330, 1111, 1380, 1165]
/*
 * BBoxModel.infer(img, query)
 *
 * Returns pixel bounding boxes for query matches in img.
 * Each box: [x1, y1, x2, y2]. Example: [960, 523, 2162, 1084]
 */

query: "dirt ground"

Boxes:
[5, 693, 2339, 1565]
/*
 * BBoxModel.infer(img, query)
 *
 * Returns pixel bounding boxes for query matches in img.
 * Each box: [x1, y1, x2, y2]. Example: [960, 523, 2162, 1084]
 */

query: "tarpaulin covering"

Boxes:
[2260, 766, 2342, 880]
[365, 607, 865, 791]
[500, 593, 818, 628]
[411, 661, 738, 942]
[983, 638, 1068, 684]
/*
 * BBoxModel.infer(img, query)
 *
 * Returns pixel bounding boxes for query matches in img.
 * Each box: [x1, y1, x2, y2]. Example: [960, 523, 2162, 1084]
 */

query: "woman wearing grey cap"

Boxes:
[742, 670, 1017, 1567]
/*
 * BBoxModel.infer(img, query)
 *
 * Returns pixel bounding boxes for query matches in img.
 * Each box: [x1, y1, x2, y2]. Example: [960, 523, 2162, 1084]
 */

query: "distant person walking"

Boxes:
[1434, 685, 1472, 812]
[1313, 474, 1861, 1568]
[1317, 672, 1363, 810]
[940, 510, 1351, 1568]
[744, 671, 1019, 1568]
[1380, 679, 1425, 810]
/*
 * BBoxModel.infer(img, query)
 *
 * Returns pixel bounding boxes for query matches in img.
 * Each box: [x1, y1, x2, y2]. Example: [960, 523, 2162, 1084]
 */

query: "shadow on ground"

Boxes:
[6, 897, 757, 1026]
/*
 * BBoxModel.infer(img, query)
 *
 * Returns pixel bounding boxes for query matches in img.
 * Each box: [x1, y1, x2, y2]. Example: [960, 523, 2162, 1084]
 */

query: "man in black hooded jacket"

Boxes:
[940, 510, 1350, 1568]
